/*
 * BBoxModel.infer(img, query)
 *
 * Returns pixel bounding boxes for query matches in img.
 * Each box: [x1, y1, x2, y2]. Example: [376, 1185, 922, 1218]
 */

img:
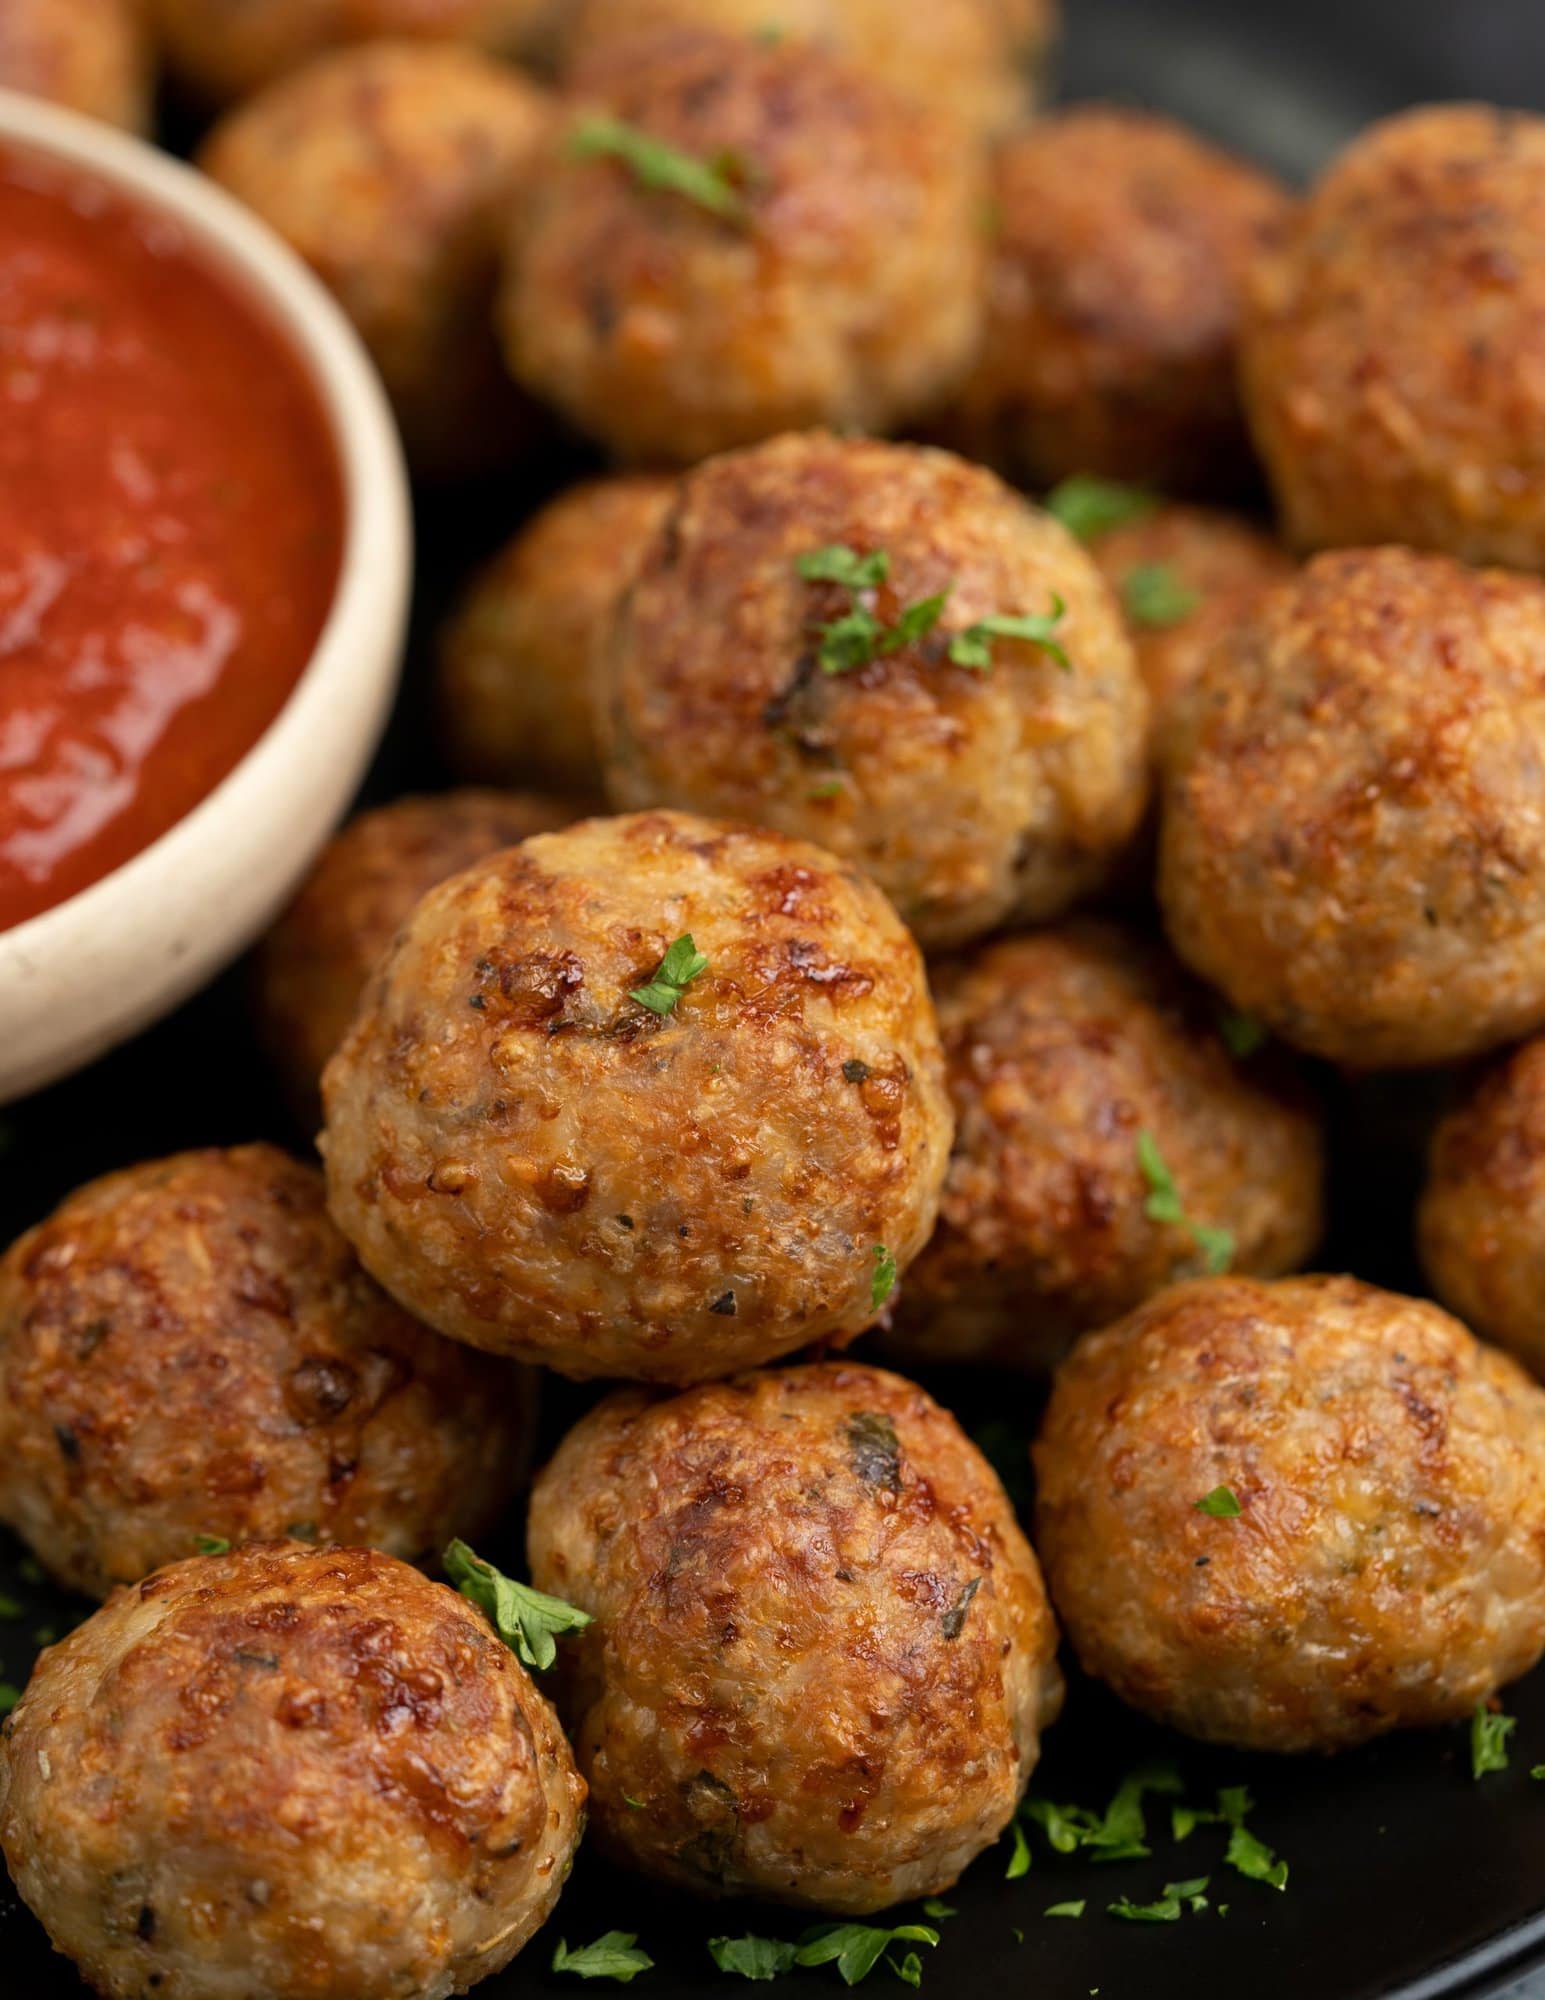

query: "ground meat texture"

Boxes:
[256, 789, 584, 1128]
[200, 41, 551, 478]
[600, 434, 1149, 952]
[944, 107, 1291, 497]
[321, 810, 953, 1383]
[1241, 105, 1545, 571]
[0, 0, 150, 129]
[150, 0, 566, 103]
[1160, 546, 1545, 1068]
[1084, 501, 1294, 761]
[886, 925, 1323, 1373]
[1420, 1038, 1545, 1380]
[1034, 1274, 1545, 1753]
[559, 0, 1058, 139]
[499, 27, 987, 465]
[437, 477, 677, 796]
[0, 1146, 531, 1598]
[528, 1362, 1062, 1913]
[0, 1543, 585, 2000]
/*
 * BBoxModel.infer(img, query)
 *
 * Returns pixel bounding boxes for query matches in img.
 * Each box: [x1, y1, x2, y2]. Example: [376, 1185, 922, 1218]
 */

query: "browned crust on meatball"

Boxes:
[256, 789, 586, 1127]
[946, 107, 1291, 496]
[601, 433, 1149, 951]
[0, 1543, 585, 2000]
[200, 41, 552, 478]
[1160, 546, 1545, 1068]
[321, 810, 953, 1382]
[1086, 502, 1294, 758]
[0, 1146, 532, 1597]
[1241, 104, 1545, 570]
[889, 925, 1323, 1371]
[1034, 1274, 1545, 1752]
[0, 0, 151, 131]
[560, 0, 1057, 138]
[1420, 1038, 1545, 1378]
[437, 478, 678, 796]
[500, 27, 987, 464]
[529, 1362, 1061, 1913]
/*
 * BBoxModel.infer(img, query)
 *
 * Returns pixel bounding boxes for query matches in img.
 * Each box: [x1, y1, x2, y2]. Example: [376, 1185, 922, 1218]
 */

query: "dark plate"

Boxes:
[4, 3, 1544, 1996]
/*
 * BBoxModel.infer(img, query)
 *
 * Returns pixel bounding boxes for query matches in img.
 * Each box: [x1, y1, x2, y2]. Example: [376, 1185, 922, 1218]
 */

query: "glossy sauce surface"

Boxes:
[0, 145, 342, 932]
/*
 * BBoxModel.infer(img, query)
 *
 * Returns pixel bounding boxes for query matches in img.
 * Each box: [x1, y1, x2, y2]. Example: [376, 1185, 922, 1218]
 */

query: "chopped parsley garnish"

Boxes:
[798, 546, 890, 592]
[1045, 474, 1159, 542]
[1173, 1786, 1287, 1890]
[552, 1932, 654, 1983]
[443, 1540, 592, 1672]
[1020, 1762, 1182, 1866]
[630, 934, 709, 1015]
[1137, 1130, 1235, 1274]
[623, 1793, 646, 1811]
[1194, 1486, 1242, 1519]
[0, 1683, 19, 1713]
[1006, 1818, 1032, 1879]
[0, 1592, 20, 1620]
[569, 114, 750, 225]
[948, 601, 1070, 673]
[1473, 1703, 1516, 1779]
[709, 1937, 799, 1981]
[1109, 1877, 1210, 1923]
[919, 1900, 956, 1922]
[871, 1243, 898, 1312]
[194, 1534, 232, 1556]
[1218, 1008, 1268, 1059]
[795, 544, 949, 674]
[796, 1922, 939, 1985]
[1122, 563, 1201, 628]
[1045, 1901, 1086, 1920]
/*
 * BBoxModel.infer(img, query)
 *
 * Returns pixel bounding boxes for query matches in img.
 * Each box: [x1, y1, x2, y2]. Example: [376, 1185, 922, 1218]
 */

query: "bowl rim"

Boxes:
[0, 87, 413, 973]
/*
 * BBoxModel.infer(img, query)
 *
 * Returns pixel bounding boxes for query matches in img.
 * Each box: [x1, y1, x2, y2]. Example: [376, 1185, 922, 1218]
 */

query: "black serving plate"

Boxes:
[5, 3, 1545, 1996]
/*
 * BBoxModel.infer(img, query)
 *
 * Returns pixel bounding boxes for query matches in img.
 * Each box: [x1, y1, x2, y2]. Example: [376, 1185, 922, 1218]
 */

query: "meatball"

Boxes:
[528, 1362, 1062, 1912]
[1034, 1274, 1545, 1753]
[1241, 105, 1545, 571]
[1160, 546, 1545, 1068]
[151, 0, 566, 104]
[888, 925, 1323, 1372]
[322, 810, 952, 1382]
[1419, 1038, 1545, 1379]
[600, 434, 1149, 951]
[0, 0, 150, 131]
[946, 108, 1291, 496]
[438, 477, 677, 796]
[0, 1543, 585, 2000]
[560, 0, 1058, 139]
[256, 789, 583, 1126]
[1082, 498, 1294, 758]
[500, 27, 987, 465]
[200, 42, 551, 478]
[0, 1146, 530, 1598]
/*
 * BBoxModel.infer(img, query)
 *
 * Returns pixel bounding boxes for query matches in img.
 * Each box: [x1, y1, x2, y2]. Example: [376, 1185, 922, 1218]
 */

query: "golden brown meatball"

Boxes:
[888, 925, 1323, 1372]
[0, 1146, 531, 1599]
[529, 1362, 1061, 1913]
[946, 107, 1291, 496]
[151, 0, 566, 104]
[0, 1543, 585, 2000]
[256, 789, 584, 1126]
[1160, 546, 1545, 1068]
[438, 478, 676, 795]
[322, 810, 953, 1383]
[500, 27, 987, 465]
[1420, 1038, 1545, 1379]
[1241, 105, 1545, 571]
[601, 434, 1149, 951]
[0, 0, 150, 130]
[1083, 498, 1294, 758]
[1034, 1274, 1545, 1752]
[200, 42, 551, 478]
[560, 0, 1057, 139]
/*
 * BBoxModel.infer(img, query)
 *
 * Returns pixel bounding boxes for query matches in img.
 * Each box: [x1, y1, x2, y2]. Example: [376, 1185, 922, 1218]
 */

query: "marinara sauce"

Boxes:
[0, 144, 343, 932]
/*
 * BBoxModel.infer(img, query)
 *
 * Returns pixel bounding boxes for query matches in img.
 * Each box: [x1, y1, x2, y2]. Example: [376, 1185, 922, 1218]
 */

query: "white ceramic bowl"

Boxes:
[0, 90, 412, 1104]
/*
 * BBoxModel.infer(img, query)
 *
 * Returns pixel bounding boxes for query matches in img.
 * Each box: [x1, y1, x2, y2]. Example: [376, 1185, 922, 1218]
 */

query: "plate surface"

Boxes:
[4, 3, 1544, 1996]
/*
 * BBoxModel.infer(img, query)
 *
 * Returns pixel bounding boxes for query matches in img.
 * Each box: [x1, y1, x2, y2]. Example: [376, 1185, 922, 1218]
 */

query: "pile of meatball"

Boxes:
[6, 3, 1545, 1997]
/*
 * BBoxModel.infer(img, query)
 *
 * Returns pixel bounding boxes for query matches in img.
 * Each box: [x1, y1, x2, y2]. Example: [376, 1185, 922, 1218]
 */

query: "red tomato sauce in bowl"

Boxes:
[0, 143, 343, 933]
